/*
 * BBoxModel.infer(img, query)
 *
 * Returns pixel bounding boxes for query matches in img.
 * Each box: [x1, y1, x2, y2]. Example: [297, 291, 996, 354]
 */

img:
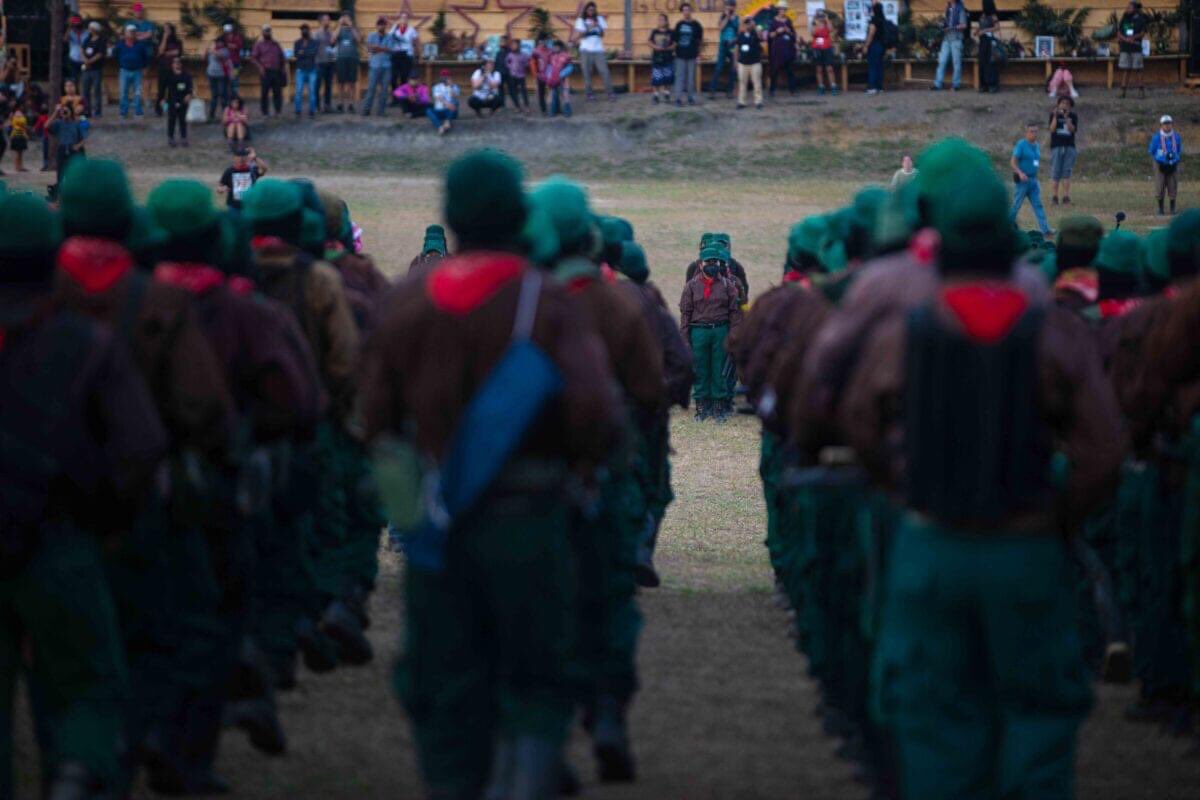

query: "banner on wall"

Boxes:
[805, 1, 825, 21]
[844, 0, 899, 41]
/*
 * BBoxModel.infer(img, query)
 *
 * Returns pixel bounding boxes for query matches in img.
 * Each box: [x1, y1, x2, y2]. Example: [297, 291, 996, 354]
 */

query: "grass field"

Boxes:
[11, 85, 1200, 798]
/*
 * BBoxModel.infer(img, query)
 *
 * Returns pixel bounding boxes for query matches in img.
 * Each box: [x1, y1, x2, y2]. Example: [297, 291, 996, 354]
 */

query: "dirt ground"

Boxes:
[10, 86, 1200, 797]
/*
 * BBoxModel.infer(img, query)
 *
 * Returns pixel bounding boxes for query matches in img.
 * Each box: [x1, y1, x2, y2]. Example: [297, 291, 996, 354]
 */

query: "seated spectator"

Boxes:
[1047, 62, 1078, 99]
[543, 40, 574, 118]
[394, 75, 430, 118]
[60, 79, 86, 118]
[469, 57, 504, 116]
[426, 69, 460, 135]
[223, 94, 249, 148]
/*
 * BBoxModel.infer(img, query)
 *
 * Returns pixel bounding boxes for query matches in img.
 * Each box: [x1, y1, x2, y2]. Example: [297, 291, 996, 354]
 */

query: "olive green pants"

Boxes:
[689, 324, 730, 403]
[396, 493, 578, 798]
[872, 516, 1092, 800]
[1, 526, 128, 796]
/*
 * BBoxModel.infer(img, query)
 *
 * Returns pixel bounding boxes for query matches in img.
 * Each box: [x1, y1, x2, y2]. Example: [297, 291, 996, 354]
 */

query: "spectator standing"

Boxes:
[163, 57, 193, 148]
[427, 69, 460, 134]
[32, 103, 50, 171]
[735, 16, 763, 110]
[48, 103, 86, 184]
[1047, 62, 1078, 99]
[574, 3, 613, 101]
[294, 24, 320, 119]
[223, 95, 249, 146]
[469, 57, 503, 116]
[7, 100, 28, 172]
[673, 3, 703, 106]
[363, 16, 397, 117]
[810, 7, 838, 95]
[154, 24, 183, 117]
[113, 25, 152, 118]
[709, 0, 739, 99]
[931, 0, 966, 92]
[1149, 114, 1182, 215]
[494, 35, 512, 108]
[205, 35, 232, 122]
[219, 23, 245, 97]
[129, 3, 156, 41]
[976, 1, 1000, 93]
[389, 12, 420, 96]
[505, 39, 532, 113]
[64, 15, 86, 87]
[544, 40, 574, 117]
[80, 22, 106, 117]
[532, 38, 553, 114]
[1117, 1, 1147, 99]
[891, 154, 917, 187]
[767, 3, 798, 97]
[1048, 96, 1077, 206]
[648, 14, 675, 104]
[251, 25, 286, 116]
[864, 2, 886, 94]
[334, 15, 362, 113]
[1010, 121, 1051, 237]
[218, 147, 268, 209]
[316, 14, 336, 113]
[395, 75, 430, 117]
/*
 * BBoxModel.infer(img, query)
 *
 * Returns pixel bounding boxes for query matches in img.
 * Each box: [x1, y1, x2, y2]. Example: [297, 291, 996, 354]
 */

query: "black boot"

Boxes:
[322, 598, 374, 665]
[591, 695, 635, 783]
[47, 762, 94, 800]
[296, 616, 339, 673]
[1171, 199, 1177, 215]
[557, 760, 582, 796]
[693, 399, 710, 422]
[484, 739, 515, 800]
[224, 698, 287, 756]
[634, 513, 661, 589]
[1159, 199, 1166, 216]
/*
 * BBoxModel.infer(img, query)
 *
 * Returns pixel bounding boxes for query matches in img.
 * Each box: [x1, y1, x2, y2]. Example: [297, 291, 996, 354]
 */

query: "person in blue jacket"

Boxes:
[112, 24, 154, 118]
[1149, 113, 1183, 216]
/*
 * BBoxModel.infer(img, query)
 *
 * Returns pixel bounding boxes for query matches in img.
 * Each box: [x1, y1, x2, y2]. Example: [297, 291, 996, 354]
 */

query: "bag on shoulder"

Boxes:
[883, 20, 900, 49]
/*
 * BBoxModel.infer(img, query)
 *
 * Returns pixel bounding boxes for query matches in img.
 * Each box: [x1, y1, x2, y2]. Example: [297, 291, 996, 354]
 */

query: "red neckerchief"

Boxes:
[228, 276, 256, 296]
[941, 282, 1029, 344]
[426, 252, 525, 315]
[154, 262, 229, 295]
[57, 236, 134, 294]
[565, 276, 593, 295]
[701, 274, 716, 299]
[0, 329, 5, 352]
[1098, 297, 1143, 319]
[599, 264, 618, 284]
[782, 270, 811, 289]
[1053, 268, 1099, 305]
[251, 235, 287, 251]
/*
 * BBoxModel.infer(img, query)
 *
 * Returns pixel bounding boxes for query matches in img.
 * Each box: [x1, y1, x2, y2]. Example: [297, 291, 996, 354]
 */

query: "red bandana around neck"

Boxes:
[251, 235, 287, 251]
[154, 262, 226, 295]
[426, 252, 525, 315]
[782, 270, 812, 289]
[57, 237, 134, 295]
[1098, 297, 1143, 319]
[941, 282, 1029, 344]
[700, 274, 716, 299]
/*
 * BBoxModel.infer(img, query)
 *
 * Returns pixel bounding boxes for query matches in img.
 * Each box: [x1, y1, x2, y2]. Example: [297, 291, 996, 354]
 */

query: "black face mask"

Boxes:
[702, 264, 720, 278]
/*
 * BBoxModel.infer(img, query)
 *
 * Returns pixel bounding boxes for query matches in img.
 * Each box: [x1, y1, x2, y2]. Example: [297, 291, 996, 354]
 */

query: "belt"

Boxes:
[689, 321, 729, 329]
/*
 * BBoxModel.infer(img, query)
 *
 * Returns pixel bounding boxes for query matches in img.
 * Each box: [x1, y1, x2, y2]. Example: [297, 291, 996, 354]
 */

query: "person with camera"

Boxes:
[48, 102, 86, 185]
[1048, 96, 1077, 206]
[976, 1, 1001, 93]
[1149, 113, 1182, 216]
[573, 2, 613, 101]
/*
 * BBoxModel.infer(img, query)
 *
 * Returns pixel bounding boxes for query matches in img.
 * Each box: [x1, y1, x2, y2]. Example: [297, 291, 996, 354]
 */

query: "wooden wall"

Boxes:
[76, 0, 1184, 61]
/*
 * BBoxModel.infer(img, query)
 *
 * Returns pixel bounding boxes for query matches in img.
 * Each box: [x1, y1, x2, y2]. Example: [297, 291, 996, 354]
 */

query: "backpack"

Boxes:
[883, 19, 900, 49]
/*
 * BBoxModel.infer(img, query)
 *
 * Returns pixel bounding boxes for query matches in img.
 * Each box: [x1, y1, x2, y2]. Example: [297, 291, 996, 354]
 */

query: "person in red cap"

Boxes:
[427, 69, 460, 134]
[130, 2, 156, 41]
[64, 15, 87, 85]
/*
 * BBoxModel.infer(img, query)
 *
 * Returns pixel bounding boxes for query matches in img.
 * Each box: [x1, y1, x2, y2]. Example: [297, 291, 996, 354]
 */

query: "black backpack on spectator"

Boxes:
[883, 19, 900, 49]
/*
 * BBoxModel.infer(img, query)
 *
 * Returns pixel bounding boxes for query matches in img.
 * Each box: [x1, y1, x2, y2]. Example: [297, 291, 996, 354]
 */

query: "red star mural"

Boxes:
[387, 0, 432, 31]
[554, 1, 588, 39]
[446, 0, 544, 41]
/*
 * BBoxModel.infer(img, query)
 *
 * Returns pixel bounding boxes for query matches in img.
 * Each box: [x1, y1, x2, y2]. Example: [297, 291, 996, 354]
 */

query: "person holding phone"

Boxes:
[574, 2, 613, 101]
[1149, 114, 1182, 216]
[48, 103, 86, 184]
[1048, 97, 1078, 206]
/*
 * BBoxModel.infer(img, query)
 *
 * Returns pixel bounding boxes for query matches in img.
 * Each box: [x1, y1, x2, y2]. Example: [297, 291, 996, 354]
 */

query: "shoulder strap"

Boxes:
[120, 271, 149, 344]
[511, 269, 542, 343]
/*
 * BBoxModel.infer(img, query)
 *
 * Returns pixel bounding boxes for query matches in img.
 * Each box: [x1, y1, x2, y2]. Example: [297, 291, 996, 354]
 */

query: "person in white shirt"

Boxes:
[427, 69, 460, 134]
[468, 58, 503, 115]
[389, 11, 421, 98]
[573, 2, 613, 100]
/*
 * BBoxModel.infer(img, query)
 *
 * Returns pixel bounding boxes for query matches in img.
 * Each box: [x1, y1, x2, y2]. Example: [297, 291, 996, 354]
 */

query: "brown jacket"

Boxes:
[253, 241, 360, 417]
[332, 250, 391, 334]
[153, 263, 325, 440]
[618, 279, 693, 410]
[362, 252, 621, 468]
[679, 273, 743, 335]
[55, 241, 234, 458]
[838, 286, 1124, 529]
[562, 260, 665, 416]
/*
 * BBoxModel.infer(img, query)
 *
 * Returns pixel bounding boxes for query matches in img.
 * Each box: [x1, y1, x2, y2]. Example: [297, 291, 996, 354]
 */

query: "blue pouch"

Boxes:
[405, 270, 564, 572]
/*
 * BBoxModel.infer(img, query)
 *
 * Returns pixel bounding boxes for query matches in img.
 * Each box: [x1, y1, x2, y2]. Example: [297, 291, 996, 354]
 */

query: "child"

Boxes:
[544, 40, 574, 118]
[531, 38, 553, 114]
[32, 101, 50, 171]
[1047, 62, 1078, 99]
[8, 100, 29, 172]
[504, 39, 531, 114]
[223, 95, 249, 149]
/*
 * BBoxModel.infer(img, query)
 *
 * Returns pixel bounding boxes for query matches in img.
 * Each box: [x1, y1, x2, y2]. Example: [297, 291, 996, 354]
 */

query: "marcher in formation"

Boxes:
[3, 138, 1200, 800]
